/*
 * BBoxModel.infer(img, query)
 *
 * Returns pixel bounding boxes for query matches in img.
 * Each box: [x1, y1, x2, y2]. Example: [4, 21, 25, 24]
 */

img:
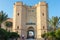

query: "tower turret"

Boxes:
[36, 1, 48, 38]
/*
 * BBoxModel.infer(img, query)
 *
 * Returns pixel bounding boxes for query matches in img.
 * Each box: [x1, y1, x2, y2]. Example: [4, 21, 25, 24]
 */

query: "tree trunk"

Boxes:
[54, 27, 56, 31]
[53, 26, 56, 31]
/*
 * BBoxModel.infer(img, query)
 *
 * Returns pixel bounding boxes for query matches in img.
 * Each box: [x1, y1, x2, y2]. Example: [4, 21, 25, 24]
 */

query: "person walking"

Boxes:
[22, 35, 25, 40]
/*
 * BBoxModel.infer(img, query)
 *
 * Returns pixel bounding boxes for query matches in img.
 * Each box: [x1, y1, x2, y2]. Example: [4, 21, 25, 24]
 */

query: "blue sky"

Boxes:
[0, 0, 60, 18]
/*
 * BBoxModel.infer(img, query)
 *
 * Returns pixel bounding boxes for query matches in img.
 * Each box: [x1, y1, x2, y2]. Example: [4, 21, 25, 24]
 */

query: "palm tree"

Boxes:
[9, 32, 19, 40]
[41, 33, 48, 40]
[5, 21, 12, 31]
[0, 11, 8, 28]
[5, 21, 12, 27]
[55, 29, 60, 40]
[0, 28, 8, 40]
[49, 16, 60, 31]
[42, 31, 56, 40]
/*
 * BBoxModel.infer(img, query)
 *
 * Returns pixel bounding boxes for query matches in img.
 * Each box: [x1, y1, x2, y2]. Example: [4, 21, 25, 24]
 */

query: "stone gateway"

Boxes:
[13, 1, 48, 39]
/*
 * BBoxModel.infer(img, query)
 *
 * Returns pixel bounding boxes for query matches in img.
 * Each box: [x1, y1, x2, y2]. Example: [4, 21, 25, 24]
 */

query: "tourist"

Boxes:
[22, 35, 25, 40]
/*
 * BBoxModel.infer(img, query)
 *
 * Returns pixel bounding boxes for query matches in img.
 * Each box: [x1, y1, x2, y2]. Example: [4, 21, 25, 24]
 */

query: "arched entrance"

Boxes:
[27, 27, 35, 39]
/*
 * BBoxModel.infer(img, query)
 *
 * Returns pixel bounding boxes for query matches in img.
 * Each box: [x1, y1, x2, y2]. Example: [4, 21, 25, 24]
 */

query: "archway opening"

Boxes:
[27, 27, 35, 39]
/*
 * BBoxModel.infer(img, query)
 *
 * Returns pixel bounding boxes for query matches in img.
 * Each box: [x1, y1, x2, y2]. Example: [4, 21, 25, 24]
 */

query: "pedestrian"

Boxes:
[22, 35, 24, 40]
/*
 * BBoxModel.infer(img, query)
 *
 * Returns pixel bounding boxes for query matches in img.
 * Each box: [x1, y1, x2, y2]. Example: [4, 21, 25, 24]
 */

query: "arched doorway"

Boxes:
[27, 27, 35, 39]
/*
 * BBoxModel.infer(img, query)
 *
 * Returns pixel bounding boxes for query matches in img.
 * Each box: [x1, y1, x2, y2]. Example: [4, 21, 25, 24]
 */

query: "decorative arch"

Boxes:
[27, 27, 35, 39]
[27, 27, 34, 30]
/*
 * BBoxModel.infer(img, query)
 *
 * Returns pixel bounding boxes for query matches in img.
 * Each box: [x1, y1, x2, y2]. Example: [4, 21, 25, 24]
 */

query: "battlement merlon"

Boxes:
[35, 2, 48, 7]
[13, 1, 48, 8]
[14, 1, 23, 6]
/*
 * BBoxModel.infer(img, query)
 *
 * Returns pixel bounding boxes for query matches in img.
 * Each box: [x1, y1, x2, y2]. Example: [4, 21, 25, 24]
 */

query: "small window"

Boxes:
[17, 13, 19, 16]
[42, 13, 44, 16]
[44, 31, 46, 33]
[32, 10, 34, 12]
[17, 26, 19, 29]
[43, 26, 44, 29]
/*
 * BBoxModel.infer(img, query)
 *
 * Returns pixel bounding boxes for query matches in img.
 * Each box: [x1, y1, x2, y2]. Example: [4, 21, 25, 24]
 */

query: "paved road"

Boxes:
[26, 38, 35, 40]
[18, 38, 44, 40]
[26, 38, 44, 40]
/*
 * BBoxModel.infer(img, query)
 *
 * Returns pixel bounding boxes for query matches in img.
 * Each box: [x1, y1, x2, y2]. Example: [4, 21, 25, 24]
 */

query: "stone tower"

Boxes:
[13, 1, 48, 39]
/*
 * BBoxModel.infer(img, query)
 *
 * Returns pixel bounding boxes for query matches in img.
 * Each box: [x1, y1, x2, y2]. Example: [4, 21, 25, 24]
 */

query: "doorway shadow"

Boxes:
[27, 27, 35, 39]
